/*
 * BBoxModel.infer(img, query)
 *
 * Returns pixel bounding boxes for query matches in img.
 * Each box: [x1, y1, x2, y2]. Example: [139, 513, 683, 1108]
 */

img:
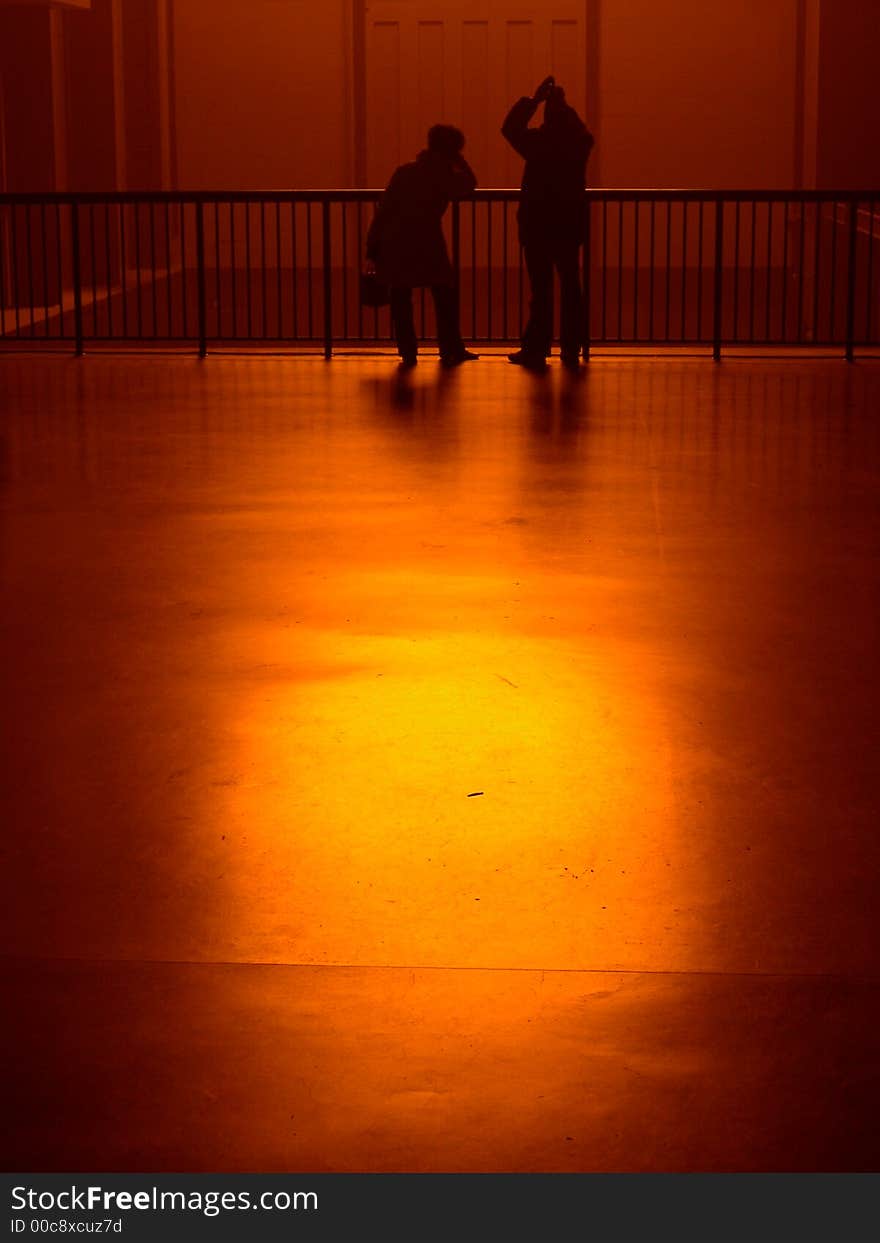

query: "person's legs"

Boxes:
[390, 286, 418, 362]
[555, 240, 584, 362]
[432, 284, 478, 365]
[431, 283, 463, 358]
[520, 238, 554, 359]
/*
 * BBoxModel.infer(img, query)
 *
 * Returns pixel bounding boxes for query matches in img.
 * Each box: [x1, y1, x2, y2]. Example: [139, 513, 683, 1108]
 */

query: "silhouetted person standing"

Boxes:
[502, 76, 594, 370]
[367, 125, 479, 369]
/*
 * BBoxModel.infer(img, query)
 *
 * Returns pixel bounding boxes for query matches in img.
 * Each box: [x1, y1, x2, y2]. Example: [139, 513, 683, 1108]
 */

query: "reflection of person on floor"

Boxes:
[502, 76, 594, 371]
[366, 125, 479, 370]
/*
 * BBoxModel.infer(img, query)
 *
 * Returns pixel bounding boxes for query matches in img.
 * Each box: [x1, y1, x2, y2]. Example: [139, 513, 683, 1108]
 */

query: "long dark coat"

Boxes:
[502, 97, 594, 245]
[366, 150, 476, 288]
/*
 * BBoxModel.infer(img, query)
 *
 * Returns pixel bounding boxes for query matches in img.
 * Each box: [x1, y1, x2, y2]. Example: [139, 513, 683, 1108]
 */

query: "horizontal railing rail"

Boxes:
[2, 189, 879, 203]
[1, 189, 878, 359]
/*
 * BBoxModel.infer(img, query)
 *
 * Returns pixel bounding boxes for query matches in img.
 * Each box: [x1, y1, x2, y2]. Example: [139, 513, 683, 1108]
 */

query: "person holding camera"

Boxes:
[502, 75, 594, 371]
[366, 125, 479, 369]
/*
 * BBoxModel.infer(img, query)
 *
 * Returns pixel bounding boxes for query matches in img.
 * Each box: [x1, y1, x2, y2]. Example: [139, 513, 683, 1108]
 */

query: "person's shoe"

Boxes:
[508, 350, 548, 373]
[440, 349, 479, 367]
[560, 351, 582, 370]
[398, 353, 418, 370]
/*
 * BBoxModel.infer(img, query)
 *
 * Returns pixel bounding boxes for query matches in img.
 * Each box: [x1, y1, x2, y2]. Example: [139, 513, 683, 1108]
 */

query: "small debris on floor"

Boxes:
[467, 791, 484, 797]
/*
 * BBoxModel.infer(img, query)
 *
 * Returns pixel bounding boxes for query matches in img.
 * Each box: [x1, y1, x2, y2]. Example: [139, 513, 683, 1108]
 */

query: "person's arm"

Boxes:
[365, 169, 402, 260]
[501, 96, 540, 159]
[502, 75, 554, 158]
[449, 155, 477, 198]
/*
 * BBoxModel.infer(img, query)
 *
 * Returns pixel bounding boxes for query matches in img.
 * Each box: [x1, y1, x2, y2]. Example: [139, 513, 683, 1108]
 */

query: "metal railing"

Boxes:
[1, 190, 878, 358]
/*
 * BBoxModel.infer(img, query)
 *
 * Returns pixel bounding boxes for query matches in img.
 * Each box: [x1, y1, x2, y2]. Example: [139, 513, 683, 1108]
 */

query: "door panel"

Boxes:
[365, 1, 587, 188]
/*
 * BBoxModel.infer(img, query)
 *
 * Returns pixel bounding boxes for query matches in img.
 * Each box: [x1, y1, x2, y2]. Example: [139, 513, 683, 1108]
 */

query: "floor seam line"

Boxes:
[1, 954, 876, 983]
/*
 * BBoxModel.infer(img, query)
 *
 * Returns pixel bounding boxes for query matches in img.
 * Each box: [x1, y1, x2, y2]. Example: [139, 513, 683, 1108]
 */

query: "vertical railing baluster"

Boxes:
[502, 199, 509, 342]
[648, 199, 655, 341]
[291, 200, 299, 341]
[748, 199, 756, 343]
[72, 201, 84, 356]
[135, 202, 143, 339]
[25, 202, 35, 336]
[214, 202, 222, 338]
[149, 202, 158, 339]
[104, 202, 113, 340]
[180, 201, 188, 340]
[632, 198, 639, 341]
[306, 201, 314, 340]
[10, 204, 21, 337]
[356, 199, 364, 341]
[712, 197, 724, 362]
[322, 198, 332, 359]
[812, 200, 821, 343]
[165, 200, 173, 338]
[617, 199, 624, 341]
[845, 197, 857, 362]
[230, 202, 237, 340]
[40, 203, 50, 338]
[341, 201, 348, 344]
[260, 201, 267, 340]
[765, 200, 773, 344]
[582, 194, 591, 361]
[487, 199, 493, 343]
[275, 201, 282, 339]
[120, 204, 128, 339]
[866, 199, 875, 346]
[696, 200, 704, 342]
[55, 202, 65, 341]
[664, 200, 671, 342]
[245, 200, 252, 339]
[89, 203, 98, 337]
[796, 200, 806, 343]
[733, 201, 740, 342]
[196, 200, 207, 357]
[601, 198, 607, 340]
[781, 200, 789, 344]
[471, 200, 477, 340]
[681, 199, 688, 341]
[829, 198, 839, 342]
[517, 205, 523, 338]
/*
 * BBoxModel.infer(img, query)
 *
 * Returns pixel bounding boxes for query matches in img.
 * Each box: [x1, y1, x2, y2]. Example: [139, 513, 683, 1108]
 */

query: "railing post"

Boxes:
[712, 197, 724, 362]
[452, 200, 462, 350]
[71, 200, 84, 356]
[196, 200, 207, 358]
[844, 198, 858, 362]
[582, 193, 591, 362]
[322, 199, 333, 359]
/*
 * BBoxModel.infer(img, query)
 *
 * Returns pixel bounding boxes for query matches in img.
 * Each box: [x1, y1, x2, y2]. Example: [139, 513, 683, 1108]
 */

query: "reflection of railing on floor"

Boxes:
[1, 190, 878, 358]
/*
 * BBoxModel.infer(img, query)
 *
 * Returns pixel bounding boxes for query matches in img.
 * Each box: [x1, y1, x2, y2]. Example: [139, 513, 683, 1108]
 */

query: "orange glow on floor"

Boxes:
[3, 354, 880, 1172]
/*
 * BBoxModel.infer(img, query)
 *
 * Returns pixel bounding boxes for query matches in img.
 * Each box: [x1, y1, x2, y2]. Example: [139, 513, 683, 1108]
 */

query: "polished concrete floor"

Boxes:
[2, 352, 879, 1171]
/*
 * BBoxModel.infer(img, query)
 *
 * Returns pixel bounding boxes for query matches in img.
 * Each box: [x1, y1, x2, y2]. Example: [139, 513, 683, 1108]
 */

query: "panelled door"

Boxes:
[364, 0, 587, 188]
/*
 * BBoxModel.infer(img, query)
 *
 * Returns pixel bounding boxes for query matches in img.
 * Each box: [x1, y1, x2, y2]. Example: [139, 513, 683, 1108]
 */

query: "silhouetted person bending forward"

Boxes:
[502, 76, 594, 370]
[367, 125, 478, 369]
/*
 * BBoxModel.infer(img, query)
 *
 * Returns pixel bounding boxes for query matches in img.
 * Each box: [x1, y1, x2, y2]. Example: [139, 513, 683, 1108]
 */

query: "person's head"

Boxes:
[544, 85, 567, 121]
[427, 124, 465, 159]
